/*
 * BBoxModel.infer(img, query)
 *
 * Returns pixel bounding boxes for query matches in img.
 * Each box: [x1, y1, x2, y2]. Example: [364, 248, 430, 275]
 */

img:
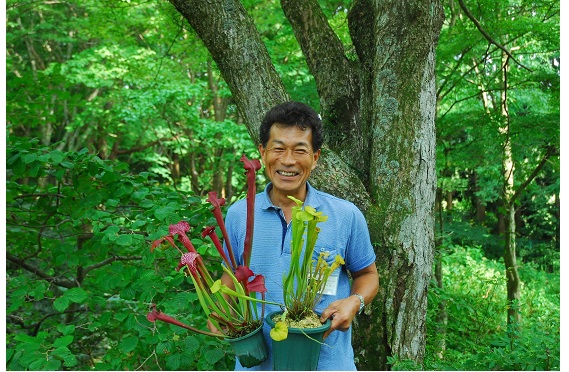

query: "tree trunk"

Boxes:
[168, 0, 443, 368]
[500, 53, 521, 325]
[503, 201, 521, 324]
[469, 171, 486, 222]
[434, 187, 448, 358]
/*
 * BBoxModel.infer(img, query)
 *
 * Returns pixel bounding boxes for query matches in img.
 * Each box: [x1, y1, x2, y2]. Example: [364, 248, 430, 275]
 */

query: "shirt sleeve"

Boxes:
[344, 205, 376, 273]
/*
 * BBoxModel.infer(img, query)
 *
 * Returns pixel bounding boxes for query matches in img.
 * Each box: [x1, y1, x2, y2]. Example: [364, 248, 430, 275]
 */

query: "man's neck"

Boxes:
[268, 184, 308, 222]
[268, 185, 307, 206]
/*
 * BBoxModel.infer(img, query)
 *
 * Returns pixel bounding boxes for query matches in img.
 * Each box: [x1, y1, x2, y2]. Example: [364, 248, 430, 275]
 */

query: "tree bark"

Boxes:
[499, 53, 521, 326]
[434, 188, 448, 359]
[168, 0, 443, 368]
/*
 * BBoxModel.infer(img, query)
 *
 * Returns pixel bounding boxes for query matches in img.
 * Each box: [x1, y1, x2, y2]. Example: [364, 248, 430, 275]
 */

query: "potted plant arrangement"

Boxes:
[146, 155, 276, 368]
[265, 195, 345, 371]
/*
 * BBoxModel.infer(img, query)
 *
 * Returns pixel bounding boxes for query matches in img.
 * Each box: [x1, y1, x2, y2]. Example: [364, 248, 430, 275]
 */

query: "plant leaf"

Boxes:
[270, 321, 288, 341]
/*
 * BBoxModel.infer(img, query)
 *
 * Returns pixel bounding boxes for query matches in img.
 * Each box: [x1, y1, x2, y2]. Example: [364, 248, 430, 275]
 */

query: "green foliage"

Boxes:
[422, 246, 560, 371]
[6, 135, 234, 370]
[6, 0, 260, 200]
[435, 0, 560, 266]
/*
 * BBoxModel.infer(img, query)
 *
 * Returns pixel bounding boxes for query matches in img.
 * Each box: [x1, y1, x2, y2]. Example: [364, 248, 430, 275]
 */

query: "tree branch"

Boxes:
[511, 146, 557, 205]
[7, 252, 142, 288]
[7, 252, 76, 288]
[457, 0, 533, 72]
[167, 0, 289, 143]
[280, 0, 357, 106]
[81, 255, 142, 277]
[8, 309, 87, 336]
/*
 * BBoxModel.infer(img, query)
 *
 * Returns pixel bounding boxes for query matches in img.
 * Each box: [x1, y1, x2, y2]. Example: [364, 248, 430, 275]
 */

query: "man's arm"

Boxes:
[319, 262, 379, 339]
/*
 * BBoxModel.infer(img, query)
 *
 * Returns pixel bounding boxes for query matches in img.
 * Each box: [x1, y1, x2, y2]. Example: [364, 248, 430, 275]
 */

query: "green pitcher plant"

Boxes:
[269, 196, 345, 342]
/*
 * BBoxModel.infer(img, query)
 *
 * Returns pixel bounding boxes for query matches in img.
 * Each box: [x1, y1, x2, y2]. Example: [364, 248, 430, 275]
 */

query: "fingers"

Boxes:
[319, 299, 357, 340]
[206, 320, 218, 333]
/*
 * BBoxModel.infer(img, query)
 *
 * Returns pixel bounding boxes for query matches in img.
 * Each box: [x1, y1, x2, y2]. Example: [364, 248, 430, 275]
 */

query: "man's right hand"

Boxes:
[207, 314, 225, 335]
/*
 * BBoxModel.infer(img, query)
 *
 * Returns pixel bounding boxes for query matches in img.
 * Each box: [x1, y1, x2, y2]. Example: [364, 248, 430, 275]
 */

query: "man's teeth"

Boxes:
[278, 171, 297, 176]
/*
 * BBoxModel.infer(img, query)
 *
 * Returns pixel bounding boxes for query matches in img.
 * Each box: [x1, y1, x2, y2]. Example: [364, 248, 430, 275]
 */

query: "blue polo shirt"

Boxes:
[224, 182, 376, 371]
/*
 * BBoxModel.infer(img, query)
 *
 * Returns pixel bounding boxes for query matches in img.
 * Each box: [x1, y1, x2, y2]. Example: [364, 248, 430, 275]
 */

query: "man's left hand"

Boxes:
[319, 295, 361, 340]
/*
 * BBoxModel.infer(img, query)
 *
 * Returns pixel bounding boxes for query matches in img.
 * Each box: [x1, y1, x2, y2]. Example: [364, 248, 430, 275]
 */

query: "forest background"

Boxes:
[5, 0, 561, 370]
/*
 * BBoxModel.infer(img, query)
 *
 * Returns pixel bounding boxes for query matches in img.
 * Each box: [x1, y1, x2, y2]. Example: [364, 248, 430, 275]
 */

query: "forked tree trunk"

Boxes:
[168, 0, 443, 368]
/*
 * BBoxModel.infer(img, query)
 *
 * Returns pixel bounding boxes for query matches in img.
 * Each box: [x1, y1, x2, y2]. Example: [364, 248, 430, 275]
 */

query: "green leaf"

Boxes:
[22, 153, 38, 164]
[204, 348, 225, 364]
[53, 335, 74, 348]
[63, 287, 88, 303]
[51, 346, 78, 367]
[49, 150, 65, 165]
[60, 161, 75, 169]
[177, 353, 193, 368]
[166, 354, 181, 370]
[7, 297, 25, 314]
[57, 324, 76, 336]
[28, 162, 41, 177]
[7, 153, 20, 166]
[54, 296, 71, 312]
[116, 234, 133, 246]
[99, 312, 112, 326]
[154, 206, 175, 220]
[115, 182, 134, 197]
[29, 358, 61, 370]
[119, 336, 139, 353]
[104, 225, 120, 240]
[87, 322, 102, 331]
[140, 199, 155, 208]
[115, 312, 129, 322]
[183, 335, 200, 353]
[30, 282, 48, 300]
[106, 198, 120, 207]
[14, 333, 42, 344]
[156, 341, 173, 355]
[55, 168, 65, 182]
[132, 187, 149, 201]
[6, 348, 14, 363]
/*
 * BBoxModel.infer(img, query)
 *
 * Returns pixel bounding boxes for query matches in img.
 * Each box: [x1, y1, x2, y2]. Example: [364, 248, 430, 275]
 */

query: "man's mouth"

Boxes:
[277, 170, 298, 177]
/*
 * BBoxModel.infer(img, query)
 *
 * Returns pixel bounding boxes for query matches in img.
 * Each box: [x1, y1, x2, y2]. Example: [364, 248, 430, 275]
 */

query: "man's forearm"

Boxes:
[350, 264, 379, 309]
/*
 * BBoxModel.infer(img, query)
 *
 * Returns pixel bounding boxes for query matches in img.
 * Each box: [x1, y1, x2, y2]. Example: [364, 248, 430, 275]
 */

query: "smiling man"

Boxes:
[223, 101, 379, 370]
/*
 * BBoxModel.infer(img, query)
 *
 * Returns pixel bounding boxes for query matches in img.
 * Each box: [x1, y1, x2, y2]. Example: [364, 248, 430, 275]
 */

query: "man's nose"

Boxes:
[280, 149, 296, 164]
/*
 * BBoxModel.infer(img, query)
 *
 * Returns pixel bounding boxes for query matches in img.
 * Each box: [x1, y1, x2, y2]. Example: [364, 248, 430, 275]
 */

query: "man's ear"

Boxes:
[311, 149, 321, 170]
[258, 144, 266, 162]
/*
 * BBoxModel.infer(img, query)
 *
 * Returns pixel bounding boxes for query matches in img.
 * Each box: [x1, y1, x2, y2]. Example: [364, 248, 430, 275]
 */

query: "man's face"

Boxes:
[259, 124, 320, 200]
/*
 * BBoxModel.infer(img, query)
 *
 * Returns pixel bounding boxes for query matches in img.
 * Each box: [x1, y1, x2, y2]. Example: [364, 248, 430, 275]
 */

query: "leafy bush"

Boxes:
[6, 135, 235, 370]
[422, 246, 560, 371]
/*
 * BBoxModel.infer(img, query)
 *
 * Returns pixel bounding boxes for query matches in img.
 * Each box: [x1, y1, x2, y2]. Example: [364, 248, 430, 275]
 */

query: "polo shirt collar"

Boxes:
[259, 182, 322, 210]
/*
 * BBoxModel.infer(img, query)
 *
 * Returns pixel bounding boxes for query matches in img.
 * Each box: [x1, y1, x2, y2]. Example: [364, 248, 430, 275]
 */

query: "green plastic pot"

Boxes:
[226, 324, 269, 368]
[265, 310, 331, 371]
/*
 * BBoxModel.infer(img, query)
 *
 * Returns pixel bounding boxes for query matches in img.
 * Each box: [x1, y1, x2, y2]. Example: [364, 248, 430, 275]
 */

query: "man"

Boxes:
[223, 101, 379, 370]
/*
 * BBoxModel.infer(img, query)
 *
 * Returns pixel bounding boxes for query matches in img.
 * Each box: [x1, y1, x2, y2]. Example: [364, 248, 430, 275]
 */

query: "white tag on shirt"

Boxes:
[320, 268, 340, 296]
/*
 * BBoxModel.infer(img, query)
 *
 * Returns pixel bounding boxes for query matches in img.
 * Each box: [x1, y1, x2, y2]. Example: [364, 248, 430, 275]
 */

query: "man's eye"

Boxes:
[295, 149, 308, 155]
[273, 148, 285, 153]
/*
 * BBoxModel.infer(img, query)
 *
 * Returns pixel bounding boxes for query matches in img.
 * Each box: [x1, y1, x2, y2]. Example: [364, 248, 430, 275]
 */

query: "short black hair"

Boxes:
[259, 101, 324, 151]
